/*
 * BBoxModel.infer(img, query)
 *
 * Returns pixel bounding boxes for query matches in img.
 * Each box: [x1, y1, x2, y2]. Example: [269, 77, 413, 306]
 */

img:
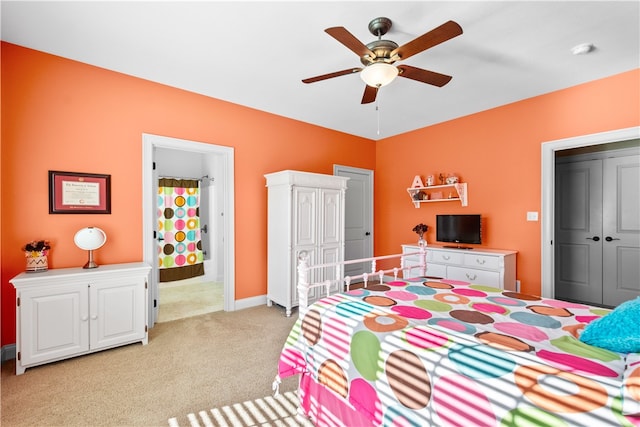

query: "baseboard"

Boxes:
[1, 344, 16, 363]
[233, 294, 267, 311]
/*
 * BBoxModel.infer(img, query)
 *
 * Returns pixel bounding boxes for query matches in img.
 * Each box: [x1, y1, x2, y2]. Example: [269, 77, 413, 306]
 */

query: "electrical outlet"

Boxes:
[527, 211, 539, 221]
[515, 280, 521, 292]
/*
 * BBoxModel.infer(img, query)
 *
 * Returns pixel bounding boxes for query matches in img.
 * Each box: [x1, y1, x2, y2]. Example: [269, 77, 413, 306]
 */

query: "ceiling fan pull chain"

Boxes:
[376, 100, 380, 135]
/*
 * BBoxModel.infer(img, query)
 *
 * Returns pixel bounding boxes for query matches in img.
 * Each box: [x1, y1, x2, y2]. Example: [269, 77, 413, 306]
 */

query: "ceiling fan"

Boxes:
[302, 17, 463, 104]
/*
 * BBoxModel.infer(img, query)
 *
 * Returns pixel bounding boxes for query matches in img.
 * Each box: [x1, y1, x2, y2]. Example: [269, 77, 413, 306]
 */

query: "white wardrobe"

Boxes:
[265, 170, 348, 316]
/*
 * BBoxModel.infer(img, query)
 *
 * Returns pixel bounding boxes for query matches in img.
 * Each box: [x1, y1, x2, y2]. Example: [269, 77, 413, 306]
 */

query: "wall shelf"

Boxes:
[407, 182, 468, 207]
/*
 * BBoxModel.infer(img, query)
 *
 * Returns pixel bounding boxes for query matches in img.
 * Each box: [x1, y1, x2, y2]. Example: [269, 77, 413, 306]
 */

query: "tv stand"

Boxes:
[402, 244, 517, 291]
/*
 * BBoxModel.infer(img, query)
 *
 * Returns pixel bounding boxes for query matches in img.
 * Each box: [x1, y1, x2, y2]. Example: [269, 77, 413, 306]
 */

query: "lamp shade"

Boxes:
[360, 62, 399, 88]
[74, 227, 107, 250]
[74, 227, 106, 268]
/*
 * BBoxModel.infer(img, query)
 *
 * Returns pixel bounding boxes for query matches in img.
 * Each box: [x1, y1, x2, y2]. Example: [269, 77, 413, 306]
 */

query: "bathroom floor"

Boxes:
[158, 278, 223, 323]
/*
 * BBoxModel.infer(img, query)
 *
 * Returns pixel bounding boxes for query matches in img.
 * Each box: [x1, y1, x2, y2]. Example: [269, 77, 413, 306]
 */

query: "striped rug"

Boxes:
[167, 391, 314, 427]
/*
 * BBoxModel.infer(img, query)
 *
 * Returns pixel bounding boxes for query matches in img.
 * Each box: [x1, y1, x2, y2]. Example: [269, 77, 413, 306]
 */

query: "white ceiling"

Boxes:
[2, 1, 639, 140]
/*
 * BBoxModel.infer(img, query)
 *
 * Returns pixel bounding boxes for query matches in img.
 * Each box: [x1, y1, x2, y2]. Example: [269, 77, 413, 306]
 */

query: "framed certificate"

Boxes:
[49, 171, 111, 214]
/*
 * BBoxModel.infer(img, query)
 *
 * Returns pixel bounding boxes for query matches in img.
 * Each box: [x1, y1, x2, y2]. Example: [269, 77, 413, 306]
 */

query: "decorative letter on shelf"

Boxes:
[411, 175, 424, 188]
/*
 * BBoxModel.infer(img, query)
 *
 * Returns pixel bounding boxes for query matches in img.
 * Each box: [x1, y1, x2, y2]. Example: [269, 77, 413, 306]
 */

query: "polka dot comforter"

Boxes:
[277, 278, 640, 426]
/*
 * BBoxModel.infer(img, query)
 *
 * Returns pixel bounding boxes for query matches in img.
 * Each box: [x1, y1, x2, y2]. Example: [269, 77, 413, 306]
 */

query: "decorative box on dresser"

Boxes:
[10, 262, 151, 375]
[402, 244, 517, 291]
[265, 170, 349, 316]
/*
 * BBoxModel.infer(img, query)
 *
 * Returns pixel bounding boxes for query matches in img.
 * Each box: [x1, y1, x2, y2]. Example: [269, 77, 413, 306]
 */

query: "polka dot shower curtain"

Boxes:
[157, 178, 204, 282]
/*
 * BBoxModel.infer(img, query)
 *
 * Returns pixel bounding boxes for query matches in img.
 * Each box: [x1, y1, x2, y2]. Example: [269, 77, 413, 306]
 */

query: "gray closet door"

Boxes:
[554, 159, 603, 304]
[555, 153, 640, 307]
[602, 155, 640, 306]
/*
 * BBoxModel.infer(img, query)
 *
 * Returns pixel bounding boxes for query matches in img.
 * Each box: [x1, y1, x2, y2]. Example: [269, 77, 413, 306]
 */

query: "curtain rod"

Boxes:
[159, 175, 214, 182]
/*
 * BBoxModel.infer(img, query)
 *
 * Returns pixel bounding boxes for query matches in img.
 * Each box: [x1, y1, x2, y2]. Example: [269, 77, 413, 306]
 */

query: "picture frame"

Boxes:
[49, 171, 111, 214]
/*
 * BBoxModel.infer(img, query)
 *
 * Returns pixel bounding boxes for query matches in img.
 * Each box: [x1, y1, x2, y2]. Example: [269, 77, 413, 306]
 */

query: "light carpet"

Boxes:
[167, 391, 314, 427]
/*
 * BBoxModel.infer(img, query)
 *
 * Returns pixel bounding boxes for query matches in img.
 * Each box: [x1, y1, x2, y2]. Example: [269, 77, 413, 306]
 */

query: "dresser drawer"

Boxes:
[447, 266, 500, 287]
[424, 263, 446, 278]
[463, 253, 501, 270]
[402, 258, 445, 279]
[430, 250, 464, 265]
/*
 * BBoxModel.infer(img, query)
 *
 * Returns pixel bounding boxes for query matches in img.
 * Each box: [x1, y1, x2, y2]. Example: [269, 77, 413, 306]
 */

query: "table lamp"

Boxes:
[74, 227, 107, 269]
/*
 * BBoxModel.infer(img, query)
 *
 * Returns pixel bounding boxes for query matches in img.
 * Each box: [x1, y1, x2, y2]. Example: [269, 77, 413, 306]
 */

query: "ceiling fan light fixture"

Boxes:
[360, 62, 398, 88]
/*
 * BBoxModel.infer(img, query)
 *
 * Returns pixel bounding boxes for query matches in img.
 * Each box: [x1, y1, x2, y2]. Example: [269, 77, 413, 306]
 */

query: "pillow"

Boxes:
[622, 353, 640, 416]
[579, 297, 640, 353]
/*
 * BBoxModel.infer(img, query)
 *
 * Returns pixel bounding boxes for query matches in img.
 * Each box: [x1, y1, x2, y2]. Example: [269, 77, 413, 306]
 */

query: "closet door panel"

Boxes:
[554, 160, 603, 304]
[602, 155, 640, 306]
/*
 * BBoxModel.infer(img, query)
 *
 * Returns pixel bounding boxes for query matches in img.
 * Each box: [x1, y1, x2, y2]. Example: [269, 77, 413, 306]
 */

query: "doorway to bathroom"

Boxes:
[142, 134, 235, 327]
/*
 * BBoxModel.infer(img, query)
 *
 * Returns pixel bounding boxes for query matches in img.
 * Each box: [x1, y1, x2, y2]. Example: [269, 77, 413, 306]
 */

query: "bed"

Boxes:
[275, 248, 640, 426]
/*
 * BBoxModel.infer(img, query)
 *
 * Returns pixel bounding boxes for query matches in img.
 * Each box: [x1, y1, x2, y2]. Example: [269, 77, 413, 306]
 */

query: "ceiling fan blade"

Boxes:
[397, 65, 452, 87]
[391, 20, 463, 61]
[302, 68, 361, 84]
[361, 85, 378, 104]
[325, 27, 376, 58]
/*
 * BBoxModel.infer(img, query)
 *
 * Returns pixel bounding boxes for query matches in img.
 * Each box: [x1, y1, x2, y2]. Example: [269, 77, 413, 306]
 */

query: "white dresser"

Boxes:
[10, 262, 150, 375]
[402, 244, 517, 290]
[265, 170, 348, 316]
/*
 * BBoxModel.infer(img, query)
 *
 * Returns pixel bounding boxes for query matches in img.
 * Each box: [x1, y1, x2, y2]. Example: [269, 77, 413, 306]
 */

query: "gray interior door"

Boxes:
[334, 166, 373, 279]
[602, 155, 640, 306]
[555, 151, 640, 307]
[554, 159, 603, 304]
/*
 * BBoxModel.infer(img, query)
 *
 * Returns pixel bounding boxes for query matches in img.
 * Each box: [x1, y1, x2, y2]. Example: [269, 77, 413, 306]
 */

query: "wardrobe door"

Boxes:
[602, 155, 640, 306]
[294, 186, 317, 247]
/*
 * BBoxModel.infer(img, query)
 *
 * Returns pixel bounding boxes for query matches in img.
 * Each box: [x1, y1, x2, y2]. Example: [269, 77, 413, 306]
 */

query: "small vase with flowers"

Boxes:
[23, 240, 51, 272]
[412, 223, 429, 247]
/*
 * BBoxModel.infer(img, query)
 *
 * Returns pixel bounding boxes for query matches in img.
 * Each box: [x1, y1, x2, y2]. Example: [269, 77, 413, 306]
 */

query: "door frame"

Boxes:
[541, 126, 639, 298]
[142, 134, 235, 327]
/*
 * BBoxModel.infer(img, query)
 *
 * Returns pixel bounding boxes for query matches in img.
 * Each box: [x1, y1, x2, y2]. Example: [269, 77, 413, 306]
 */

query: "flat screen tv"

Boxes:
[436, 214, 481, 248]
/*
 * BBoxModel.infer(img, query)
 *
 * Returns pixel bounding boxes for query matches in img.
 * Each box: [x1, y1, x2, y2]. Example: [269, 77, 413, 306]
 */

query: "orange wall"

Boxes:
[375, 69, 640, 296]
[2, 42, 638, 348]
[0, 43, 375, 345]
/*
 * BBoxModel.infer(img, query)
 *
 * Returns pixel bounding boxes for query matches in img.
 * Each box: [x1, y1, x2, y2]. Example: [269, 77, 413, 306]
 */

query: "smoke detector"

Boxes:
[571, 43, 596, 55]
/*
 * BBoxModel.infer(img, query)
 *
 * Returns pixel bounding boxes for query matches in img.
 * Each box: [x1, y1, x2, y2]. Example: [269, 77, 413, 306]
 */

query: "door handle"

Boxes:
[365, 232, 371, 236]
[605, 236, 620, 242]
[586, 236, 600, 241]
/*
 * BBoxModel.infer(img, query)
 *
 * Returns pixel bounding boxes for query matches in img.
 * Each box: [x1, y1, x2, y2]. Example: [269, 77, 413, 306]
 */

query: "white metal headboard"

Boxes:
[296, 246, 427, 317]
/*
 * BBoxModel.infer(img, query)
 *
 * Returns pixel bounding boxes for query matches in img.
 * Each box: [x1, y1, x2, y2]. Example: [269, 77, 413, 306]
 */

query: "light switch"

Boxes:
[527, 211, 539, 221]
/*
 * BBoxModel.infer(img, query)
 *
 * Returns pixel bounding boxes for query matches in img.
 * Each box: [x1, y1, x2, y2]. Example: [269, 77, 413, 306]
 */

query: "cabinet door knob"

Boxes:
[81, 316, 88, 322]
[91, 315, 98, 320]
[443, 255, 450, 260]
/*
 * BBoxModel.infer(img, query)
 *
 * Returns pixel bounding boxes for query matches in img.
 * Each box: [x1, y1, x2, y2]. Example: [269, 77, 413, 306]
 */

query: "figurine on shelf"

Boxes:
[439, 173, 445, 185]
[446, 175, 459, 184]
[426, 175, 435, 186]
